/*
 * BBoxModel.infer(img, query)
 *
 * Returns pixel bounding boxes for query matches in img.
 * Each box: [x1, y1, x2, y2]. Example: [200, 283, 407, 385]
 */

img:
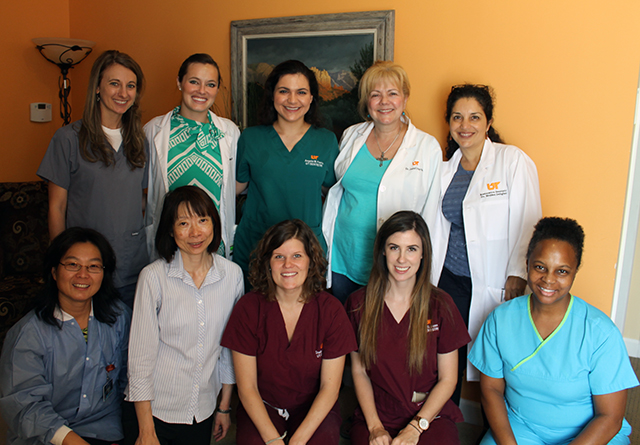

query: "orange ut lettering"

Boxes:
[487, 181, 500, 190]
[412, 161, 419, 166]
[311, 155, 318, 160]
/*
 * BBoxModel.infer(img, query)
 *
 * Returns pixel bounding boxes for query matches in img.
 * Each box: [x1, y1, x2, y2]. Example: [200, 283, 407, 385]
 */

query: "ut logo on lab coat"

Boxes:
[487, 181, 501, 190]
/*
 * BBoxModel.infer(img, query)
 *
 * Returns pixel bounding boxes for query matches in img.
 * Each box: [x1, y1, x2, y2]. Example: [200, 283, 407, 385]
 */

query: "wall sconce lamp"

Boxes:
[32, 37, 96, 126]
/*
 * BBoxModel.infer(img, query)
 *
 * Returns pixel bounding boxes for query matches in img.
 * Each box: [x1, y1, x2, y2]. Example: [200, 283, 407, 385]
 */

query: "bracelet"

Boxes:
[216, 407, 232, 414]
[265, 431, 287, 444]
[408, 422, 422, 434]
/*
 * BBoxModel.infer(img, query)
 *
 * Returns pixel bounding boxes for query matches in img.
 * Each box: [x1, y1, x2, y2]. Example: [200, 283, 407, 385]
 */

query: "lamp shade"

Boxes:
[32, 38, 95, 71]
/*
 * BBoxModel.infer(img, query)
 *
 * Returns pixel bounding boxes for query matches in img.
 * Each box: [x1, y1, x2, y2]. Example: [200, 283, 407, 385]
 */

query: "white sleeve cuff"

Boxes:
[51, 426, 72, 445]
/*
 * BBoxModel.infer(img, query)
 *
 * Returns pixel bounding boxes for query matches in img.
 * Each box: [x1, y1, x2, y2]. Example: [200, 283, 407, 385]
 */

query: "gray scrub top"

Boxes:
[37, 120, 149, 288]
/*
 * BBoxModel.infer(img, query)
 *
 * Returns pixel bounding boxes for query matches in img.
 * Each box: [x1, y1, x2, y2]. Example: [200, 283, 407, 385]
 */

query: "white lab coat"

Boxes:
[144, 110, 240, 260]
[322, 117, 442, 287]
[431, 139, 542, 380]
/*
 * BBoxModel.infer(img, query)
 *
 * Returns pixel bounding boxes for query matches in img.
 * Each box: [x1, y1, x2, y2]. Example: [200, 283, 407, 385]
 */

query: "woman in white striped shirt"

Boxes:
[127, 186, 244, 445]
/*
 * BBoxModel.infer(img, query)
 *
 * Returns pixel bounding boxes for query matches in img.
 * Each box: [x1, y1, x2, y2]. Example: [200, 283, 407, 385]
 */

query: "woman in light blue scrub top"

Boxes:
[470, 217, 639, 445]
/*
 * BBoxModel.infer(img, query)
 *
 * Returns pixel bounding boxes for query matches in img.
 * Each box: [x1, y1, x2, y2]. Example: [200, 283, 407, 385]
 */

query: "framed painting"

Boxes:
[230, 10, 394, 138]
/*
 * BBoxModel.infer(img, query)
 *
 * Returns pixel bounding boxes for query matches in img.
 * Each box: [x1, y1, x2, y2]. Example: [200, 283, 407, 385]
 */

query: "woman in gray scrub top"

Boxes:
[37, 50, 149, 308]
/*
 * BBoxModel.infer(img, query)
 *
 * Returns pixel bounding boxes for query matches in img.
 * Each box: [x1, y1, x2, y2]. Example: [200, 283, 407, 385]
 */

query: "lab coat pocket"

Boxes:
[487, 286, 505, 306]
[479, 196, 509, 241]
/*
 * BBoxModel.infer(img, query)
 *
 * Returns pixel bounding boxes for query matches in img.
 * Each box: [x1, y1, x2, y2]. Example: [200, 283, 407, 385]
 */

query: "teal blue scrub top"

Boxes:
[469, 295, 638, 444]
[332, 144, 390, 285]
[234, 125, 339, 274]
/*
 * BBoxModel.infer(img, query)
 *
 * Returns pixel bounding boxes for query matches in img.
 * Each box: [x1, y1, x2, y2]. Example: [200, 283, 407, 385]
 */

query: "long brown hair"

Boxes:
[78, 50, 146, 169]
[358, 211, 443, 375]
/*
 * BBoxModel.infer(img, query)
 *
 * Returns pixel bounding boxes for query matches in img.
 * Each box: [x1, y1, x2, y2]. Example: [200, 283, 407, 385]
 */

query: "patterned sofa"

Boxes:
[0, 181, 49, 351]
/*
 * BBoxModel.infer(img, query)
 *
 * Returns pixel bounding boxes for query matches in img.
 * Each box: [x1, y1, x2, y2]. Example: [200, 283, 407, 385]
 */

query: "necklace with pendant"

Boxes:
[374, 124, 403, 167]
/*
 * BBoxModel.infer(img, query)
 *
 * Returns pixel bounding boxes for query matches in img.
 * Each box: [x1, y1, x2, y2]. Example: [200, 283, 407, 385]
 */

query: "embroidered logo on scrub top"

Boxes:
[480, 181, 507, 199]
[405, 160, 423, 172]
[426, 320, 439, 333]
[305, 155, 324, 168]
[315, 343, 323, 358]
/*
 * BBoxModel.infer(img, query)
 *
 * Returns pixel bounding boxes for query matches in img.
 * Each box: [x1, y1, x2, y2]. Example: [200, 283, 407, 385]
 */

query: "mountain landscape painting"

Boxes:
[245, 33, 375, 139]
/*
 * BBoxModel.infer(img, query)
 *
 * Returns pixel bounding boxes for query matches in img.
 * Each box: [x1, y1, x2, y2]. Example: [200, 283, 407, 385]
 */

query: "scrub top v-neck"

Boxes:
[234, 125, 338, 274]
[221, 291, 356, 410]
[470, 295, 639, 444]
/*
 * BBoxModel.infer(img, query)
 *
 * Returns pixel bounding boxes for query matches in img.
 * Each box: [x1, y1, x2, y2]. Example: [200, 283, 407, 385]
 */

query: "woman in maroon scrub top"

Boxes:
[221, 219, 356, 445]
[346, 211, 471, 445]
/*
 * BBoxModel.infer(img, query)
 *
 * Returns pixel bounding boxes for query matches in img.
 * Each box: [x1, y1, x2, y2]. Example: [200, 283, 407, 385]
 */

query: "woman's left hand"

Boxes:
[212, 411, 230, 442]
[390, 424, 421, 445]
[504, 276, 526, 301]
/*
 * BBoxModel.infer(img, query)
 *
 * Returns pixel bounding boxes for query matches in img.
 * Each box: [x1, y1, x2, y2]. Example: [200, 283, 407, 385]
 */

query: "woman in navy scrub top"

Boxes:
[37, 50, 148, 307]
[234, 60, 339, 283]
[346, 211, 470, 445]
[222, 219, 356, 445]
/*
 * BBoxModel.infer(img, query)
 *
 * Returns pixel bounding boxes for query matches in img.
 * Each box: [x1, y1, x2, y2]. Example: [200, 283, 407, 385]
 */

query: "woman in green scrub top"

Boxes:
[234, 60, 339, 284]
[145, 53, 240, 262]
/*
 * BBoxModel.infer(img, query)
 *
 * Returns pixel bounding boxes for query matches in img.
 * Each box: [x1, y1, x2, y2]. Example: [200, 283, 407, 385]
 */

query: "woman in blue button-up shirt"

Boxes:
[0, 227, 131, 445]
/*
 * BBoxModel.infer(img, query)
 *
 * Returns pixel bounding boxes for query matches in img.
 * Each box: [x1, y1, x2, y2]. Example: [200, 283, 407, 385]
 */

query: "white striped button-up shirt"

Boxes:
[126, 252, 243, 423]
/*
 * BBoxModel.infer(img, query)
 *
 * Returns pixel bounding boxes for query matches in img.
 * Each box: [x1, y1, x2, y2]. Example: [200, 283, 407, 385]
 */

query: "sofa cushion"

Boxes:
[0, 181, 49, 279]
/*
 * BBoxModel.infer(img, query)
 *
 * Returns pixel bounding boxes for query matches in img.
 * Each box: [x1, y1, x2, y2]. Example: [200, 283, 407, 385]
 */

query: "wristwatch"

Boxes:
[413, 415, 429, 432]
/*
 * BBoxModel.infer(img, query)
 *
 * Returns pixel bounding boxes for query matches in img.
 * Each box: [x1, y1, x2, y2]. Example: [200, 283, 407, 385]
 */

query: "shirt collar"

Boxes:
[168, 250, 226, 288]
[54, 301, 94, 322]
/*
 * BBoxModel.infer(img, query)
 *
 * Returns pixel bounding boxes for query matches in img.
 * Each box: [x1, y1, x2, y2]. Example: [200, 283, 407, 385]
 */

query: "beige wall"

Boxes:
[3, 0, 640, 316]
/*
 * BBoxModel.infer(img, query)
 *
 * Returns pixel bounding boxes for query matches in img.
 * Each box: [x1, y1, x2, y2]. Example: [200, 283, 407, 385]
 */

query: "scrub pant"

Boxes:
[350, 416, 460, 445]
[331, 272, 364, 304]
[438, 266, 472, 406]
[236, 401, 342, 444]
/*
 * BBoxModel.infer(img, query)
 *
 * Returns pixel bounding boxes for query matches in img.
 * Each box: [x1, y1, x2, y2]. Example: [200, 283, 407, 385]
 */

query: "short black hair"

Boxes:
[526, 217, 585, 268]
[155, 186, 222, 262]
[257, 60, 322, 126]
[37, 227, 121, 328]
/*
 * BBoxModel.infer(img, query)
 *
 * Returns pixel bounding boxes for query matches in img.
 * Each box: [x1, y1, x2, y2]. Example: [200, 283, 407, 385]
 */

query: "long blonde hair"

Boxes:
[78, 50, 146, 169]
[357, 211, 444, 375]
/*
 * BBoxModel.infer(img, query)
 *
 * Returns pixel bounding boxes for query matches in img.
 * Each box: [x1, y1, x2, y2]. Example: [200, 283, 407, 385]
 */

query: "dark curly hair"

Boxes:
[444, 83, 503, 160]
[526, 217, 585, 268]
[37, 227, 121, 328]
[248, 219, 327, 301]
[257, 60, 323, 127]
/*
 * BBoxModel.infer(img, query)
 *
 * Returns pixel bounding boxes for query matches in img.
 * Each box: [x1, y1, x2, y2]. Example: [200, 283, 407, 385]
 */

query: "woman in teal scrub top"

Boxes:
[469, 217, 639, 445]
[234, 60, 339, 283]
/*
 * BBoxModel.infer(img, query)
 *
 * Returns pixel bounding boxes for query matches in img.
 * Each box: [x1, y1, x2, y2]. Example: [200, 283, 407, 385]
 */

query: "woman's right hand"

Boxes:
[369, 425, 392, 445]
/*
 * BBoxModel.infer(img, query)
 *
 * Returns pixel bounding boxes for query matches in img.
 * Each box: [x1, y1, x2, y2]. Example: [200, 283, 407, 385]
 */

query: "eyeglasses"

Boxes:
[59, 262, 105, 274]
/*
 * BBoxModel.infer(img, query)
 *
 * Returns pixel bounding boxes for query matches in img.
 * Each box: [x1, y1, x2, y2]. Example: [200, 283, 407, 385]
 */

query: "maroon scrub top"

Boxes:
[221, 291, 357, 410]
[345, 287, 471, 429]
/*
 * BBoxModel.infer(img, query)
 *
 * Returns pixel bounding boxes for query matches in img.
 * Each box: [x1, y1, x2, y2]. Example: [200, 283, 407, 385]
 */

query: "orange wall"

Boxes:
[4, 0, 640, 314]
[0, 0, 70, 181]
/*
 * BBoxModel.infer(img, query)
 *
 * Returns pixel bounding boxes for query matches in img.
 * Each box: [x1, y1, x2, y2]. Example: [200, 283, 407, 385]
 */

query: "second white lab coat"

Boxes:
[322, 117, 442, 287]
[431, 138, 542, 380]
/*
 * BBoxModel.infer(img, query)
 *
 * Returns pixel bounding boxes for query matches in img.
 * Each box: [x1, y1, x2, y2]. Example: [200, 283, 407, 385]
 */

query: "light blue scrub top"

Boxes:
[470, 295, 638, 445]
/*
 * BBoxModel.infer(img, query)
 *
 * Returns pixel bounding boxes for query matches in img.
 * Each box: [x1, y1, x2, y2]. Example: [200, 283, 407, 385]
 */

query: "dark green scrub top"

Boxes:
[234, 125, 339, 275]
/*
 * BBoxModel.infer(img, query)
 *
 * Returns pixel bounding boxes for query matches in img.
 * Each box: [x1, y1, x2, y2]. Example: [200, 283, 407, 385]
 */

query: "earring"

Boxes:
[96, 94, 100, 102]
[402, 111, 406, 116]
[367, 114, 371, 118]
[178, 86, 182, 91]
